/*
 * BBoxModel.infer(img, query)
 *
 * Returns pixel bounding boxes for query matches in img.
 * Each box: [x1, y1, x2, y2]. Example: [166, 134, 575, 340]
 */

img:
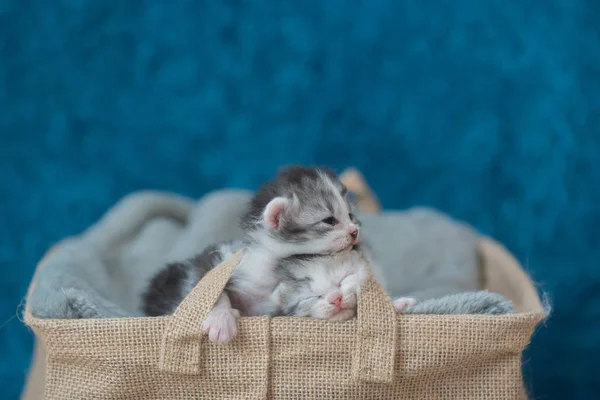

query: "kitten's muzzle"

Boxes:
[328, 307, 356, 321]
[327, 291, 354, 313]
[349, 226, 359, 244]
[327, 291, 344, 308]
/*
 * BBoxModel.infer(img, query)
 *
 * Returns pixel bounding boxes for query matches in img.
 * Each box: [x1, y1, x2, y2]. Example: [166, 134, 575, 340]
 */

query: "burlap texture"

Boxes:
[24, 241, 544, 400]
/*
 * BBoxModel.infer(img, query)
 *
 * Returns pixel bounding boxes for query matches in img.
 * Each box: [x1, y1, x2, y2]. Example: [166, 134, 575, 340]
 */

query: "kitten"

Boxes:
[143, 166, 415, 343]
[240, 165, 361, 256]
[271, 248, 417, 320]
[144, 166, 363, 341]
[272, 250, 370, 321]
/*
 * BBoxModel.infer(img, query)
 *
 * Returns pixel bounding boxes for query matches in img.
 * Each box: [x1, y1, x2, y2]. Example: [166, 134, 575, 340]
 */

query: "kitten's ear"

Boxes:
[263, 197, 289, 230]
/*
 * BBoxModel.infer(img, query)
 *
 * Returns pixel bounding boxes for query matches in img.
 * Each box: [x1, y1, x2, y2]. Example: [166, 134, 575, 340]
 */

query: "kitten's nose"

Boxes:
[327, 291, 343, 307]
[348, 225, 358, 241]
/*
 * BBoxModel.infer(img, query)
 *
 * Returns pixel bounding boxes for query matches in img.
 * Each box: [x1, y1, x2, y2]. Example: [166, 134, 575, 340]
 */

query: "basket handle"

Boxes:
[352, 272, 398, 383]
[158, 251, 246, 374]
[159, 251, 397, 383]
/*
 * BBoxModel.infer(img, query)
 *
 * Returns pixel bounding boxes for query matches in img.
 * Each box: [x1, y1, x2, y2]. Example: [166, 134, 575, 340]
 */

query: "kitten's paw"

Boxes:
[393, 297, 417, 313]
[202, 308, 240, 344]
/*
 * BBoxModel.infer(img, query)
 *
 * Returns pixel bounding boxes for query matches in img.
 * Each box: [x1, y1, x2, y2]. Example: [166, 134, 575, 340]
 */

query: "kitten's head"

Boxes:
[272, 251, 369, 321]
[242, 165, 360, 257]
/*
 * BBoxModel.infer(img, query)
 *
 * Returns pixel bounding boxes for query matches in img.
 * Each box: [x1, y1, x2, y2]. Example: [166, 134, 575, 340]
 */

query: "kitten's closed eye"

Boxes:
[321, 216, 338, 225]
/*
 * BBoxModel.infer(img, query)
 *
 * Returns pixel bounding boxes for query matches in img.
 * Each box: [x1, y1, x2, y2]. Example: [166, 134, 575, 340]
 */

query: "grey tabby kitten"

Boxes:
[143, 166, 373, 343]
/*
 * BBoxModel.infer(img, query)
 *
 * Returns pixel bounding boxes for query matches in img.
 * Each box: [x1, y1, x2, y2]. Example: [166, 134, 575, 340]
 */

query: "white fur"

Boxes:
[232, 248, 282, 316]
[202, 292, 240, 344]
[393, 297, 418, 312]
[204, 247, 417, 344]
[201, 244, 290, 344]
[276, 251, 370, 321]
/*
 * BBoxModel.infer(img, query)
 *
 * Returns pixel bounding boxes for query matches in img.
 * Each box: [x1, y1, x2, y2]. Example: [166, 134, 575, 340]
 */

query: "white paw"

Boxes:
[202, 308, 240, 344]
[393, 297, 417, 313]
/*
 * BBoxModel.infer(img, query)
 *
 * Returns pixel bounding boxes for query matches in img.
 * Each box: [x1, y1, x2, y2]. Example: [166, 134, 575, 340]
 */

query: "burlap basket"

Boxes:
[22, 236, 544, 400]
[21, 172, 545, 399]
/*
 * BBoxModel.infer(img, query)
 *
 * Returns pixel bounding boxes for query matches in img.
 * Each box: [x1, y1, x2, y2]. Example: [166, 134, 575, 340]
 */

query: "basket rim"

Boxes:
[24, 304, 545, 332]
[23, 229, 547, 336]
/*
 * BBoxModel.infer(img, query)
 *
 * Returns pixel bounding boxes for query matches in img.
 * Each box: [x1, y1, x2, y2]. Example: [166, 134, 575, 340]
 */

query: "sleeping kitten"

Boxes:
[272, 249, 417, 320]
[271, 250, 370, 321]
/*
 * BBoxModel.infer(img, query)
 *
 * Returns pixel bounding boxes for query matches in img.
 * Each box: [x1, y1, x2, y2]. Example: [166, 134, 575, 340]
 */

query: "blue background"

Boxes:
[1, 1, 599, 398]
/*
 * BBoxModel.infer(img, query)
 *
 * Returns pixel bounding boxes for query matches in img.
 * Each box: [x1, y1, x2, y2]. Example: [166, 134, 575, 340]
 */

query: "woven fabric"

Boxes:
[351, 273, 397, 383]
[25, 250, 544, 400]
[159, 251, 245, 375]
